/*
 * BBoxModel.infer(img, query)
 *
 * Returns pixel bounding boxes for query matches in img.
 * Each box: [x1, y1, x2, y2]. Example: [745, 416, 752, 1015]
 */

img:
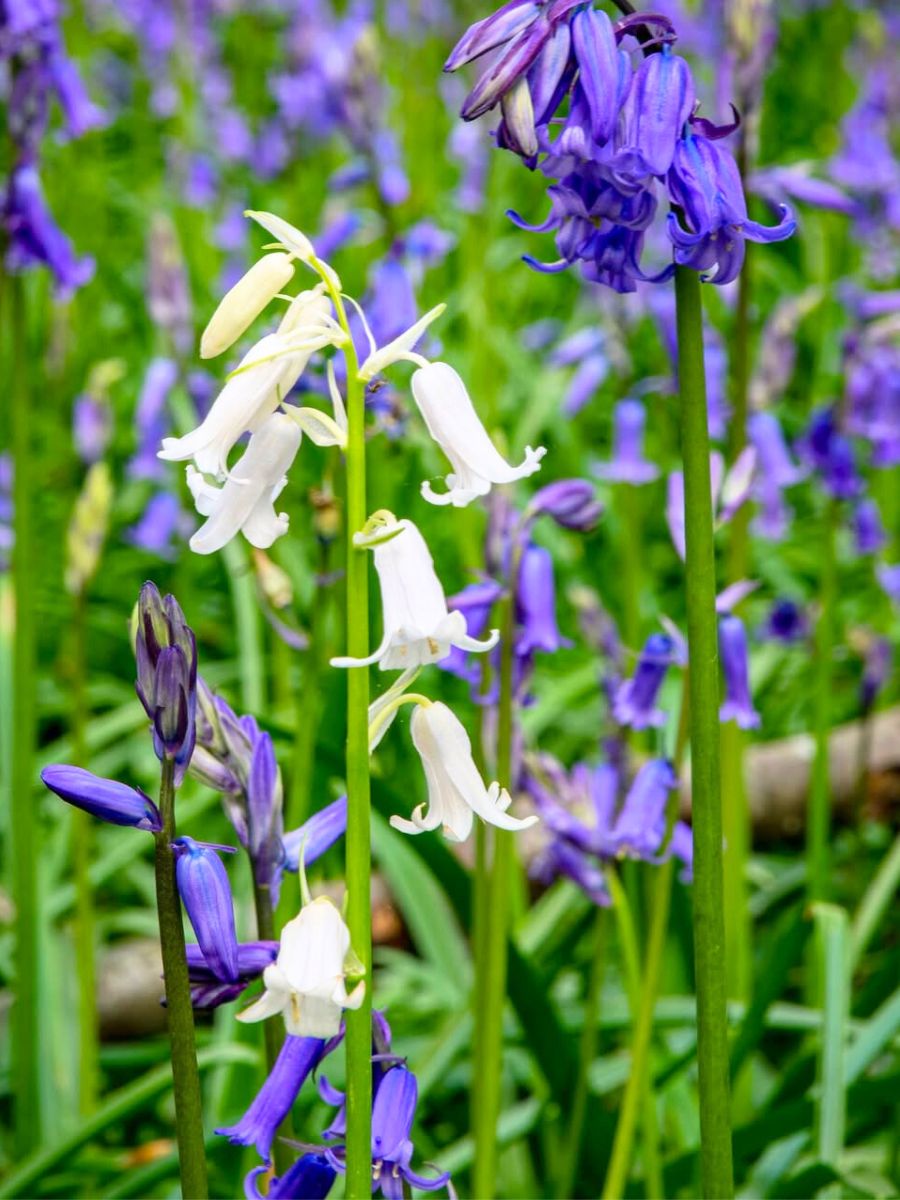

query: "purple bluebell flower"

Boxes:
[130, 357, 178, 481]
[526, 478, 602, 530]
[878, 564, 900, 606]
[613, 633, 675, 730]
[618, 45, 695, 179]
[759, 598, 809, 644]
[135, 582, 198, 783]
[718, 615, 760, 729]
[609, 759, 679, 860]
[282, 795, 348, 873]
[861, 636, 892, 714]
[146, 217, 192, 353]
[667, 133, 795, 285]
[594, 399, 659, 484]
[5, 162, 94, 295]
[516, 544, 570, 656]
[796, 408, 862, 499]
[73, 393, 111, 464]
[173, 837, 239, 984]
[127, 492, 184, 558]
[562, 352, 609, 416]
[186, 940, 277, 1009]
[748, 411, 804, 487]
[219, 1034, 332, 1160]
[325, 1065, 451, 1198]
[245, 1154, 336, 1200]
[851, 497, 886, 555]
[41, 765, 162, 831]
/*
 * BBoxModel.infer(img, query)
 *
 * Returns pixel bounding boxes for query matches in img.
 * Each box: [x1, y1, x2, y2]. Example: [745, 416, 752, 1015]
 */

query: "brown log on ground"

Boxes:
[681, 705, 900, 841]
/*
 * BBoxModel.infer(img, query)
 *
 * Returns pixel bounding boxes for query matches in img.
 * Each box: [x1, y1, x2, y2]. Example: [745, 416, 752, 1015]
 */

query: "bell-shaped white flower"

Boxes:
[200, 252, 296, 360]
[331, 515, 499, 670]
[159, 290, 335, 479]
[412, 362, 546, 507]
[186, 412, 301, 555]
[391, 701, 539, 842]
[236, 895, 364, 1039]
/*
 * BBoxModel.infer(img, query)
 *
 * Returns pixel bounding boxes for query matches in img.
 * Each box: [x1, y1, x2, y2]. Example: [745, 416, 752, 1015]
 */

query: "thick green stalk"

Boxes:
[9, 274, 41, 1156]
[674, 264, 734, 1198]
[807, 499, 838, 907]
[154, 758, 208, 1199]
[71, 590, 99, 1114]
[472, 585, 516, 1200]
[722, 243, 753, 1119]
[340, 306, 373, 1200]
[556, 909, 606, 1200]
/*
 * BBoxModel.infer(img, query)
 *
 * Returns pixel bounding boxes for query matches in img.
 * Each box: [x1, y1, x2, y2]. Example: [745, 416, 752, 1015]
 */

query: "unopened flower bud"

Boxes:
[64, 462, 113, 595]
[200, 253, 296, 359]
[174, 837, 240, 984]
[134, 583, 198, 782]
[42, 765, 162, 831]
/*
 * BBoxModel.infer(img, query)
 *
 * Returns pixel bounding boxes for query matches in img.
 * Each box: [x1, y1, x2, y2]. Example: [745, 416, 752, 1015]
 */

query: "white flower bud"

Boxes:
[200, 253, 296, 359]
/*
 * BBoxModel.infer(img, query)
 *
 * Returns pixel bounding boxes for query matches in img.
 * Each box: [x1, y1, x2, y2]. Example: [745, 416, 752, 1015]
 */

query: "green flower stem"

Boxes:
[333, 285, 373, 1200]
[222, 539, 266, 715]
[9, 273, 41, 1157]
[807, 498, 839, 908]
[154, 758, 208, 1200]
[675, 264, 734, 1198]
[556, 908, 607, 1200]
[252, 879, 292, 1176]
[602, 860, 670, 1200]
[71, 589, 99, 1115]
[617, 483, 643, 653]
[472, 580, 517, 1200]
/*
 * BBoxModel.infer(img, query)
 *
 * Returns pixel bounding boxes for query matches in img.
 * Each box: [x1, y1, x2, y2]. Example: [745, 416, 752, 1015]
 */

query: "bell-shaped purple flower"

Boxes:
[609, 759, 679, 860]
[797, 408, 862, 500]
[851, 497, 886, 555]
[613, 633, 675, 729]
[532, 836, 611, 906]
[515, 543, 571, 655]
[41, 765, 161, 832]
[595, 399, 659, 484]
[526, 478, 602, 530]
[245, 1154, 336, 1200]
[173, 837, 239, 984]
[718, 615, 760, 730]
[135, 582, 198, 782]
[878, 564, 900, 606]
[282, 795, 348, 872]
[617, 46, 695, 179]
[186, 940, 278, 1009]
[218, 1035, 330, 1161]
[667, 133, 795, 285]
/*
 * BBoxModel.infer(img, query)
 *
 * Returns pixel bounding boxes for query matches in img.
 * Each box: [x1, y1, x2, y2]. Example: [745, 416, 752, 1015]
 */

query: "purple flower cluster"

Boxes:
[2, 0, 101, 293]
[446, 3, 795, 290]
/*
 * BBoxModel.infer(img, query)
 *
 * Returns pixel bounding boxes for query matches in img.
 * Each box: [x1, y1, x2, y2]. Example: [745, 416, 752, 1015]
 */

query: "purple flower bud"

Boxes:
[127, 492, 184, 558]
[515, 544, 570, 656]
[282, 796, 348, 873]
[186, 941, 278, 983]
[129, 357, 178, 482]
[41, 765, 162, 832]
[445, 0, 541, 72]
[718, 615, 760, 730]
[851, 497, 886, 555]
[135, 582, 198, 783]
[610, 759, 679, 860]
[571, 8, 621, 145]
[797, 409, 862, 500]
[73, 394, 111, 464]
[245, 1155, 336, 1200]
[531, 838, 610, 906]
[247, 732, 285, 896]
[218, 1035, 328, 1161]
[613, 633, 674, 729]
[595, 399, 659, 484]
[527, 478, 602, 530]
[174, 837, 239, 984]
[562, 353, 608, 417]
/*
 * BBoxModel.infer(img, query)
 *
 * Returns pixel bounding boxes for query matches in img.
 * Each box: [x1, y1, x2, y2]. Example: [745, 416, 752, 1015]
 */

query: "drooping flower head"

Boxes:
[134, 582, 198, 784]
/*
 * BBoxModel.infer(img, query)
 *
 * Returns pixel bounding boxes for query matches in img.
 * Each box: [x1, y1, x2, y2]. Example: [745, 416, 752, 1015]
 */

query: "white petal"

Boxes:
[245, 210, 315, 262]
[278, 897, 350, 994]
[235, 964, 290, 1024]
[326, 360, 348, 433]
[188, 414, 301, 555]
[200, 254, 295, 359]
[285, 405, 347, 448]
[412, 362, 546, 507]
[185, 465, 220, 517]
[284, 994, 344, 1039]
[358, 304, 446, 381]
